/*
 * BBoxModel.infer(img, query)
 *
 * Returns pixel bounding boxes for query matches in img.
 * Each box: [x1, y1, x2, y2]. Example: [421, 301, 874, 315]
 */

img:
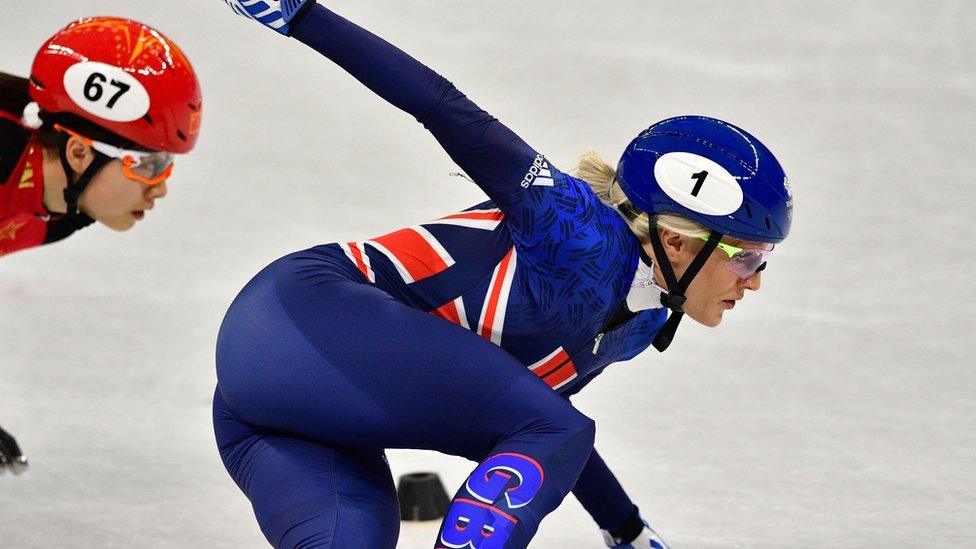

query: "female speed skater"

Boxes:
[0, 17, 202, 258]
[216, 2, 793, 548]
[0, 17, 201, 471]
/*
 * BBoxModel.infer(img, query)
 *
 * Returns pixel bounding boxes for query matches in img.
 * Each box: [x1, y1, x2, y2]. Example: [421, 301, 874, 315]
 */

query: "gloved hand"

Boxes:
[604, 523, 670, 549]
[220, 0, 316, 35]
[601, 507, 670, 549]
[0, 424, 28, 475]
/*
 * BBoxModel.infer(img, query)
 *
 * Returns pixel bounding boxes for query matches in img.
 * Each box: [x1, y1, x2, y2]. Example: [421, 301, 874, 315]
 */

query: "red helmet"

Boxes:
[29, 17, 202, 154]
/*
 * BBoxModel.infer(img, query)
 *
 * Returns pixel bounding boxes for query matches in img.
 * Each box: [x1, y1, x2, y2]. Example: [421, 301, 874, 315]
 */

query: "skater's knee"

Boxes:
[487, 400, 596, 456]
[576, 412, 596, 445]
[545, 403, 595, 442]
[563, 410, 596, 460]
[537, 406, 596, 470]
[516, 405, 595, 462]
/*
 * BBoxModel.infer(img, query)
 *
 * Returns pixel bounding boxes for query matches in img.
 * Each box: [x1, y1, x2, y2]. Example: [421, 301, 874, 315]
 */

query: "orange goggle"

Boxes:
[54, 124, 174, 186]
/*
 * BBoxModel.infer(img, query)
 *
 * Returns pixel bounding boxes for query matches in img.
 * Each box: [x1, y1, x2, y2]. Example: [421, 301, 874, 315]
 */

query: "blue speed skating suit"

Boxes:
[214, 4, 667, 548]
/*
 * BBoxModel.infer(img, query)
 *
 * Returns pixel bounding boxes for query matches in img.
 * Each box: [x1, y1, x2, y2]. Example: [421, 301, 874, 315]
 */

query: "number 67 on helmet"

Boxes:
[29, 16, 202, 155]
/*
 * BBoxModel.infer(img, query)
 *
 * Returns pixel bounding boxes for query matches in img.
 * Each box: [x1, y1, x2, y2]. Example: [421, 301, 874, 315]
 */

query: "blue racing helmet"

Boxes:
[617, 115, 794, 352]
[616, 115, 792, 244]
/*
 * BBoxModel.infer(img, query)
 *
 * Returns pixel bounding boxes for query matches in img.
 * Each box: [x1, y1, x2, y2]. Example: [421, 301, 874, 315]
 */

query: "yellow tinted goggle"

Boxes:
[699, 236, 774, 278]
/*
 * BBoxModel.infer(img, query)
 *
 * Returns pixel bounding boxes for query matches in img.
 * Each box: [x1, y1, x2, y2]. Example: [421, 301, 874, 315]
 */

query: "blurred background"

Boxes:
[1, 1, 974, 547]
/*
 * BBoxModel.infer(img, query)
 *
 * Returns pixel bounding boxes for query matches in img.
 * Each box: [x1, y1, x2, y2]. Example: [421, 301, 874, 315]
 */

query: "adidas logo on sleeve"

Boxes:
[520, 154, 554, 188]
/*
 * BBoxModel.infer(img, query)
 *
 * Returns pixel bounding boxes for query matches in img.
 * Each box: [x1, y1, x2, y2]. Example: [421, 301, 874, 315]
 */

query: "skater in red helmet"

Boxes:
[0, 16, 202, 475]
[0, 16, 202, 258]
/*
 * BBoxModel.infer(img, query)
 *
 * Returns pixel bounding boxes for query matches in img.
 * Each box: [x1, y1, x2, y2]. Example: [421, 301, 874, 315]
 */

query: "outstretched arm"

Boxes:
[289, 4, 541, 227]
[225, 0, 602, 251]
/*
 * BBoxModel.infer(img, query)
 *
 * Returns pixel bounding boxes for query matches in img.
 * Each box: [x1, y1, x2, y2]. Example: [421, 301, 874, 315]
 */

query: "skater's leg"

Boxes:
[216, 249, 595, 547]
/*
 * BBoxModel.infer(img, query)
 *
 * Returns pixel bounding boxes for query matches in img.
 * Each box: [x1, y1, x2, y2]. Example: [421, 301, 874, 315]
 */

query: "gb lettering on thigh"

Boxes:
[438, 453, 544, 549]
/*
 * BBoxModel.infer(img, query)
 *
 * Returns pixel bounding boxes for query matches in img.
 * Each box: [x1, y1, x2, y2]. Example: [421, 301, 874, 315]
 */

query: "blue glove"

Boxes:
[220, 0, 316, 35]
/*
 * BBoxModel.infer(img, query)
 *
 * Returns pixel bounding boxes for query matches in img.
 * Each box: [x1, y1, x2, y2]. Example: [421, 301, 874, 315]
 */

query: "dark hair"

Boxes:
[0, 72, 32, 117]
[2, 71, 142, 152]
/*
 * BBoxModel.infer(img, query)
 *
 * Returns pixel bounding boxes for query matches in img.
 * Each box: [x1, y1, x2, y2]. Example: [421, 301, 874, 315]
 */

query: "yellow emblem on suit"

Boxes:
[0, 219, 28, 242]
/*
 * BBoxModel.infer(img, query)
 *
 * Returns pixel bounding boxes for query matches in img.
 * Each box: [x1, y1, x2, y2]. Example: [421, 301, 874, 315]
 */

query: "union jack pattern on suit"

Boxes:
[325, 159, 667, 394]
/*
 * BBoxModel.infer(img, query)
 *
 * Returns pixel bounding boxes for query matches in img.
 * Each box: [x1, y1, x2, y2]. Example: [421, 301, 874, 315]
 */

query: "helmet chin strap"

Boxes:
[648, 215, 722, 352]
[56, 132, 103, 232]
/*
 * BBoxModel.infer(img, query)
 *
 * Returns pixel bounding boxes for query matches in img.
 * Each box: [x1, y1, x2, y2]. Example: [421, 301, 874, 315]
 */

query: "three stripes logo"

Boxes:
[520, 154, 554, 188]
[223, 0, 307, 31]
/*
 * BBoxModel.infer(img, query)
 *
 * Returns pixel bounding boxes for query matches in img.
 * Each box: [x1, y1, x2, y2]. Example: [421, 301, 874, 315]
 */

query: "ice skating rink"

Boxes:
[2, 1, 974, 547]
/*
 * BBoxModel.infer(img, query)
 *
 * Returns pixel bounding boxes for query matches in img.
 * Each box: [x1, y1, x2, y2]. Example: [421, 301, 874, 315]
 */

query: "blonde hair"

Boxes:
[574, 151, 709, 242]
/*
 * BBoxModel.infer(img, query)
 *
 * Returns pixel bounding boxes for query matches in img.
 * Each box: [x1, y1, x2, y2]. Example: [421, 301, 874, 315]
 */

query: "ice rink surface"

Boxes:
[2, 1, 974, 547]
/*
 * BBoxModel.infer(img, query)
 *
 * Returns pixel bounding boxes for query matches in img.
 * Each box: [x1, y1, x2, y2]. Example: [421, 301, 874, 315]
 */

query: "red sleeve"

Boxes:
[0, 213, 47, 258]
